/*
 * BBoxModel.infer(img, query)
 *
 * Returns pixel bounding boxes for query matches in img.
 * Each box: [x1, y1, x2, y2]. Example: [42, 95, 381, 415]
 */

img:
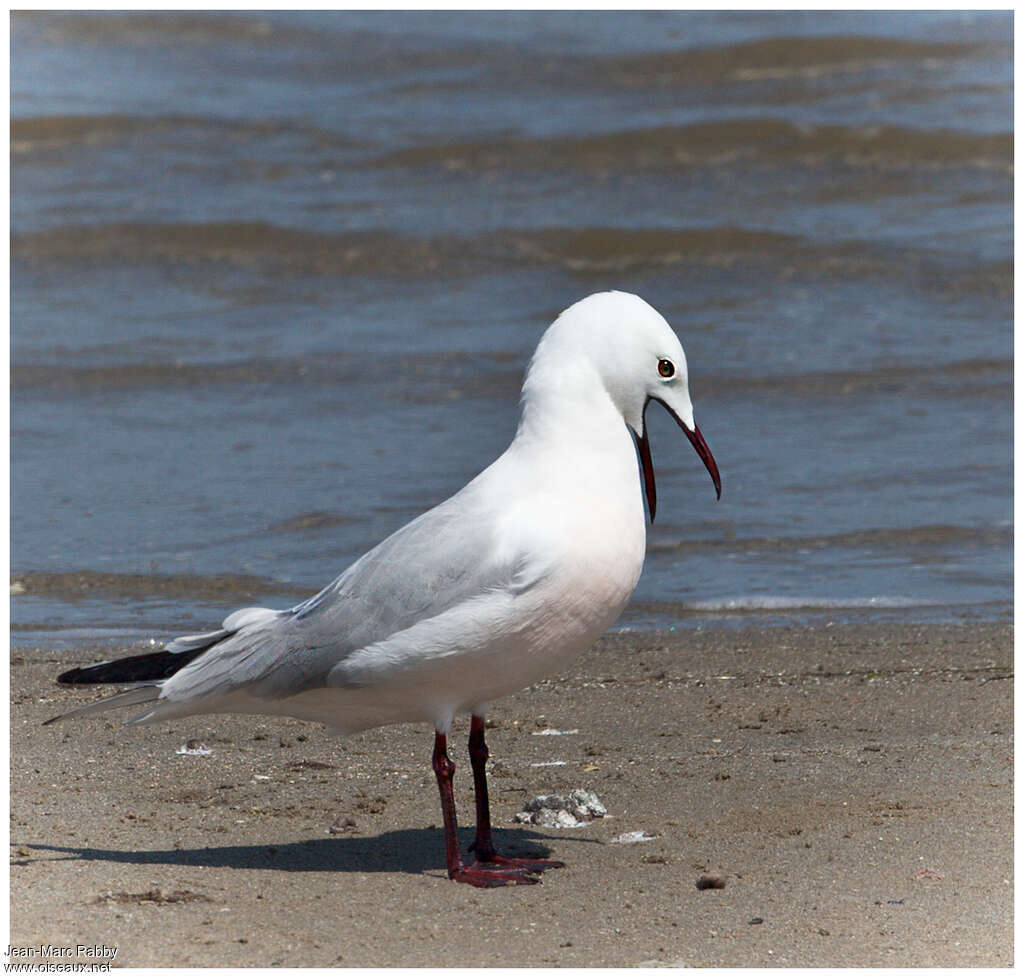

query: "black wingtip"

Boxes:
[57, 647, 208, 685]
[57, 664, 102, 685]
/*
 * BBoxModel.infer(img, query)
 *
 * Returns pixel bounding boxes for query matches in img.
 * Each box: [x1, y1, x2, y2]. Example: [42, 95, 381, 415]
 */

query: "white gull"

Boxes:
[48, 290, 721, 887]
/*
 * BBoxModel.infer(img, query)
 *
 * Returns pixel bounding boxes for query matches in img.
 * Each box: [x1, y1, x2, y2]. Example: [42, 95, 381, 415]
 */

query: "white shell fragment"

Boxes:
[176, 739, 213, 756]
[513, 788, 607, 828]
[531, 728, 579, 736]
[609, 830, 658, 844]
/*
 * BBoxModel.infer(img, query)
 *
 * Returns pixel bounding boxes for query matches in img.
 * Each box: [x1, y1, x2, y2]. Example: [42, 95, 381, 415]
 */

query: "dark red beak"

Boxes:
[635, 398, 721, 522]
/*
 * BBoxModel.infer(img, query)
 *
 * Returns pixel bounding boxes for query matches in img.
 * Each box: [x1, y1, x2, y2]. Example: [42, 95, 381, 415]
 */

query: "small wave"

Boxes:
[10, 221, 807, 279]
[267, 512, 356, 534]
[11, 223, 448, 277]
[11, 351, 524, 400]
[505, 226, 801, 273]
[11, 220, 1011, 296]
[10, 221, 798, 280]
[942, 260, 1014, 301]
[12, 114, 173, 149]
[650, 523, 1012, 557]
[620, 593, 994, 625]
[11, 113, 350, 155]
[10, 570, 310, 602]
[687, 595, 940, 613]
[12, 350, 1008, 407]
[623, 594, 969, 622]
[380, 119, 1011, 174]
[15, 11, 492, 86]
[15, 10, 315, 48]
[590, 34, 1000, 89]
[700, 357, 1011, 402]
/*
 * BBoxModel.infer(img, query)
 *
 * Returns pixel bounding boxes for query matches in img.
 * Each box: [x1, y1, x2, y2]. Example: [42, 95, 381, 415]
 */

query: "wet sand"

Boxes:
[9, 622, 1012, 967]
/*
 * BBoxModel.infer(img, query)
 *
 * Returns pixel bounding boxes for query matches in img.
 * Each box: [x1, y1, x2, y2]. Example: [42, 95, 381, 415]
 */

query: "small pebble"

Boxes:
[749, 917, 764, 925]
[696, 872, 727, 890]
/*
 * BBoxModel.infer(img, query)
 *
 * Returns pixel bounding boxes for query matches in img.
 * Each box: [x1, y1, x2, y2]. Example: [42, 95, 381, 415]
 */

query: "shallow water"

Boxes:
[11, 10, 1012, 646]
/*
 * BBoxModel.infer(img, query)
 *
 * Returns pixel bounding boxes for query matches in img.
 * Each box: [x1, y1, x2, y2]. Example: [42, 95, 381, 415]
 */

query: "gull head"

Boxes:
[522, 291, 721, 519]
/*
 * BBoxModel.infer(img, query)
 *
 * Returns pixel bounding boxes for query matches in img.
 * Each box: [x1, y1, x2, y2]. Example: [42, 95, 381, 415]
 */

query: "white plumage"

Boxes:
[51, 290, 721, 887]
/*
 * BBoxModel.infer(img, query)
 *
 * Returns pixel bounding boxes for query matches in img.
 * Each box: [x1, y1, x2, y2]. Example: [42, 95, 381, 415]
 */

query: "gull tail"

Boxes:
[45, 632, 224, 725]
[56, 643, 214, 686]
[44, 641, 213, 726]
[45, 606, 283, 726]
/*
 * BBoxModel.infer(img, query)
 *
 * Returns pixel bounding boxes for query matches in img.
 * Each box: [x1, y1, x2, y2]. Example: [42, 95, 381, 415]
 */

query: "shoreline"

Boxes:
[10, 622, 1013, 966]
[10, 601, 1014, 655]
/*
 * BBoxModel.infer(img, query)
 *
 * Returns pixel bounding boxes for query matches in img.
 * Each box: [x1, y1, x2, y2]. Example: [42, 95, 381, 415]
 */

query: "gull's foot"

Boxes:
[476, 853, 565, 875]
[452, 861, 541, 887]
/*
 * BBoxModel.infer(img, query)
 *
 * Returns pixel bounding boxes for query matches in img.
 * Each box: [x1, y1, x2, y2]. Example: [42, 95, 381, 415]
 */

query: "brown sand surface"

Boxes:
[9, 622, 1012, 967]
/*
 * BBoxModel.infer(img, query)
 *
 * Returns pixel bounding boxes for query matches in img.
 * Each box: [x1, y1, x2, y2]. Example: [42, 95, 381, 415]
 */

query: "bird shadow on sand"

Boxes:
[16, 827, 596, 877]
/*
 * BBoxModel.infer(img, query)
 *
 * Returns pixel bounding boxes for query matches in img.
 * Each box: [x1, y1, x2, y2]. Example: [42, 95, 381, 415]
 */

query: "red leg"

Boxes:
[431, 729, 539, 887]
[467, 715, 564, 875]
[468, 714, 498, 860]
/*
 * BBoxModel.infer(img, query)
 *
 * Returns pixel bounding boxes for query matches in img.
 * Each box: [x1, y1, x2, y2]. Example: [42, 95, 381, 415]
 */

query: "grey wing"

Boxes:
[157, 484, 524, 708]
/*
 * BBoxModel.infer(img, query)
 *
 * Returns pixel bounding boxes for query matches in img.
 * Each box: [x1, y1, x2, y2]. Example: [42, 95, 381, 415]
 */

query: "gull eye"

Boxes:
[657, 358, 675, 379]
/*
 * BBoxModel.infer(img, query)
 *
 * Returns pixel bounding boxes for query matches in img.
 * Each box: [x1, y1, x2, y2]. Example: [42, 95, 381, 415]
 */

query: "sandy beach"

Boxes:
[9, 622, 1012, 967]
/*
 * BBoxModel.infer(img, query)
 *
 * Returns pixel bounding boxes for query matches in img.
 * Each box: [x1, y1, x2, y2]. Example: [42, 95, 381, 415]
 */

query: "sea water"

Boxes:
[11, 11, 1012, 646]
